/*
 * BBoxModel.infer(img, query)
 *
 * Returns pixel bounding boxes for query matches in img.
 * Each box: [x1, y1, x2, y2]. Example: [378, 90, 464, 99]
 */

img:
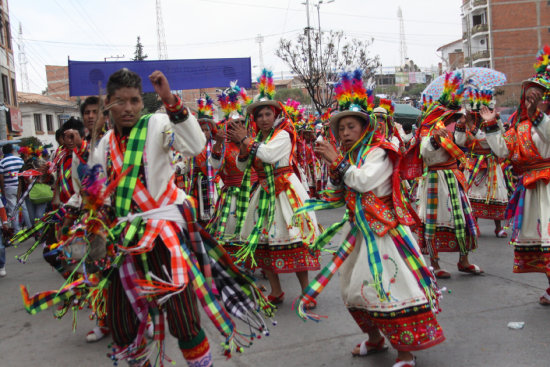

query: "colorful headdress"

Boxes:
[421, 94, 435, 113]
[197, 94, 215, 121]
[334, 69, 374, 113]
[524, 45, 550, 91]
[217, 82, 248, 121]
[18, 145, 44, 158]
[283, 99, 305, 126]
[246, 69, 281, 115]
[375, 98, 395, 116]
[467, 87, 494, 111]
[330, 69, 374, 134]
[437, 71, 467, 110]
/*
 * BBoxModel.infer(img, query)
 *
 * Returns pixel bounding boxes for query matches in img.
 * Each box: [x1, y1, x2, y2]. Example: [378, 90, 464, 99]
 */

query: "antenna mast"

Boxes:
[17, 23, 30, 92]
[156, 0, 168, 59]
[398, 7, 408, 66]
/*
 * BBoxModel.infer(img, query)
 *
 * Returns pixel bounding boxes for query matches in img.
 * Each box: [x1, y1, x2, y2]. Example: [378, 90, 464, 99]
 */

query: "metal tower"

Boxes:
[17, 23, 30, 92]
[398, 7, 408, 67]
[156, 0, 168, 60]
[255, 34, 265, 70]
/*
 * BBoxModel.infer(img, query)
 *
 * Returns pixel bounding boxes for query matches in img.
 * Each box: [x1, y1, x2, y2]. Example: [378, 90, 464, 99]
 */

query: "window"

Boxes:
[0, 16, 4, 46]
[5, 21, 11, 50]
[46, 114, 54, 132]
[10, 78, 16, 106]
[472, 13, 485, 26]
[58, 114, 69, 128]
[34, 113, 43, 133]
[1, 74, 9, 104]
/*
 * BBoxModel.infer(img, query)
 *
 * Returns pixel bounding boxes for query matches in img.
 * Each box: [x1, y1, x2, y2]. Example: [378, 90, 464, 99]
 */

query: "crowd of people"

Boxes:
[1, 45, 549, 367]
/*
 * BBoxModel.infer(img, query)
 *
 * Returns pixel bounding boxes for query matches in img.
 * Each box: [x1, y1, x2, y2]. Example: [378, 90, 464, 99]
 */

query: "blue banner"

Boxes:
[68, 58, 251, 96]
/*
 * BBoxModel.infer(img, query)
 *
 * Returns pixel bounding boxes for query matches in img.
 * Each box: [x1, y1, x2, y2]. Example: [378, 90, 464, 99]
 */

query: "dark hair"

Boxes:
[80, 96, 100, 117]
[55, 128, 63, 140]
[61, 117, 86, 138]
[107, 68, 142, 98]
[2, 143, 13, 155]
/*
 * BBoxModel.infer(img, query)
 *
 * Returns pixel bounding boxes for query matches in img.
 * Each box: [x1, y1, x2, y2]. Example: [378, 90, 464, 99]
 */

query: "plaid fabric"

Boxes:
[505, 177, 526, 242]
[20, 278, 84, 315]
[234, 129, 275, 266]
[424, 171, 439, 257]
[295, 225, 359, 321]
[443, 170, 467, 252]
[207, 185, 239, 239]
[115, 114, 151, 217]
[236, 162, 275, 266]
[390, 225, 440, 312]
[466, 155, 484, 189]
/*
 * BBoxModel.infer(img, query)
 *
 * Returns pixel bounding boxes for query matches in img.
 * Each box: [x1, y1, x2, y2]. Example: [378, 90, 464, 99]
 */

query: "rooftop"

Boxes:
[17, 92, 77, 108]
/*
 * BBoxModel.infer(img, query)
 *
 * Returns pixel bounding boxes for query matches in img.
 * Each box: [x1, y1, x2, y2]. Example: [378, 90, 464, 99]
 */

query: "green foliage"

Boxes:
[133, 36, 148, 61]
[274, 88, 311, 105]
[19, 136, 43, 148]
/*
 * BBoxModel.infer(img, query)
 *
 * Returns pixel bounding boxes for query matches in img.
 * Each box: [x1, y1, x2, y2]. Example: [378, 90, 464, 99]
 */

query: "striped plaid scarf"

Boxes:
[233, 129, 275, 266]
[443, 170, 468, 253]
[424, 171, 439, 257]
[207, 185, 240, 240]
[505, 176, 526, 242]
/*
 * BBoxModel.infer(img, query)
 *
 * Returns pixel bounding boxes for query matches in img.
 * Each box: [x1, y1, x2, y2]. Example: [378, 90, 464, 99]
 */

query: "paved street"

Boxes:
[1, 208, 549, 367]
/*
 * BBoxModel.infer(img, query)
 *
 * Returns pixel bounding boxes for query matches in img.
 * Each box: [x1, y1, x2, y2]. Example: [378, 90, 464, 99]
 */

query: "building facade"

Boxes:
[0, 0, 20, 140]
[462, 0, 550, 104]
[17, 92, 79, 148]
[437, 39, 464, 73]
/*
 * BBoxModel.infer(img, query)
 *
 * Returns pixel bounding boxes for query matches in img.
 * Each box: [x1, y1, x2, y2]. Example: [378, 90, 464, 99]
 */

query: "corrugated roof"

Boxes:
[17, 92, 77, 108]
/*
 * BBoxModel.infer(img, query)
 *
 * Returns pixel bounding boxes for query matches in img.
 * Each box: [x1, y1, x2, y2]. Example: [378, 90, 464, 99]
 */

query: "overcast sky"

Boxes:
[10, 0, 463, 94]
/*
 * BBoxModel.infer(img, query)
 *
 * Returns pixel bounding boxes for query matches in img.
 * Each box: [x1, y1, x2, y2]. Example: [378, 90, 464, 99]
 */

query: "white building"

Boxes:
[17, 92, 79, 148]
[0, 0, 19, 140]
[437, 39, 464, 72]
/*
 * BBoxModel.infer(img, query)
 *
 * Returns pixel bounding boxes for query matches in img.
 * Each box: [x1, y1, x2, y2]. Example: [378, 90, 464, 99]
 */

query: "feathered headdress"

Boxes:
[334, 69, 374, 113]
[438, 71, 467, 110]
[378, 98, 395, 116]
[421, 94, 435, 113]
[466, 87, 494, 111]
[283, 99, 305, 126]
[217, 82, 246, 120]
[197, 94, 215, 121]
[525, 45, 550, 91]
[257, 69, 275, 101]
[246, 69, 281, 116]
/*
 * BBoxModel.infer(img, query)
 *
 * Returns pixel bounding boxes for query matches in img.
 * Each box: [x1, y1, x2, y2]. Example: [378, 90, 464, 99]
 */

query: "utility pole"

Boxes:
[303, 0, 313, 77]
[255, 34, 265, 70]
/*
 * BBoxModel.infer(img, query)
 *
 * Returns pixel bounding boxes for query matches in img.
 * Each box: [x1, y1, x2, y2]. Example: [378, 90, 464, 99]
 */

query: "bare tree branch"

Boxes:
[276, 30, 380, 114]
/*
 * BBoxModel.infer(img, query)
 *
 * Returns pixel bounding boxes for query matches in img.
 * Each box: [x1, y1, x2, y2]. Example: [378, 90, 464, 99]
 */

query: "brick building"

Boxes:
[45, 65, 75, 100]
[462, 0, 550, 105]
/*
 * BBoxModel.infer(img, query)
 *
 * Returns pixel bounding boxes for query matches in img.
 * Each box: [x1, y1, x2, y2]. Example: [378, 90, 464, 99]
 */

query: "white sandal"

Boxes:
[393, 356, 416, 367]
[86, 326, 109, 342]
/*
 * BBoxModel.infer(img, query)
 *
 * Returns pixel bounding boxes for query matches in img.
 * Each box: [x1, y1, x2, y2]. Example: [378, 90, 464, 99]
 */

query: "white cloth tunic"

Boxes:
[336, 148, 430, 312]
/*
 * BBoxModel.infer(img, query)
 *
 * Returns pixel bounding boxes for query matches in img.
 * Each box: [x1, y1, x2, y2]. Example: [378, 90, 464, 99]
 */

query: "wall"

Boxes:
[20, 103, 79, 148]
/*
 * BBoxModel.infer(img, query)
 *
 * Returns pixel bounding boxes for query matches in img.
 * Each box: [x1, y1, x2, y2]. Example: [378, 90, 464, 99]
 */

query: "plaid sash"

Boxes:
[443, 170, 468, 253]
[424, 171, 439, 256]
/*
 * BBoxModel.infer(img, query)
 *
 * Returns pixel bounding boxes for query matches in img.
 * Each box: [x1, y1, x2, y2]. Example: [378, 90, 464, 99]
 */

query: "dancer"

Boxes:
[416, 72, 482, 279]
[480, 46, 550, 305]
[455, 89, 508, 237]
[188, 95, 218, 226]
[226, 69, 320, 308]
[299, 69, 444, 367]
[208, 83, 252, 257]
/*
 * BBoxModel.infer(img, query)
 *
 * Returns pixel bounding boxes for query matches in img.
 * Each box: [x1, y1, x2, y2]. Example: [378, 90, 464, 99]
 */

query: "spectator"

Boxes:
[0, 144, 31, 231]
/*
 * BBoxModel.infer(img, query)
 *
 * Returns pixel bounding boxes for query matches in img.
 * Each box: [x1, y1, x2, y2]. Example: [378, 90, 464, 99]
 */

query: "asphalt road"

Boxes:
[1, 208, 549, 367]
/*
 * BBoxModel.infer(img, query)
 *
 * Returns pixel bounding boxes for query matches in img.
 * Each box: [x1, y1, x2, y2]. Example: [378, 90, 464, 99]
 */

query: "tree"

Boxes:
[133, 36, 161, 113]
[133, 36, 148, 61]
[274, 88, 311, 105]
[276, 30, 380, 114]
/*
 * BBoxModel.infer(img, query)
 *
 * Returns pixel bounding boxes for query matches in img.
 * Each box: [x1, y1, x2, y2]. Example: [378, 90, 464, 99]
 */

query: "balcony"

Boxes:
[472, 24, 488, 35]
[465, 50, 490, 66]
[472, 0, 487, 7]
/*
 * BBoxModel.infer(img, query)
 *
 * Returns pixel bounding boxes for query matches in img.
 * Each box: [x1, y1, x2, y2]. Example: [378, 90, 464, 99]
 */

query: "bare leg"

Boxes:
[263, 269, 283, 297]
[397, 350, 415, 363]
[351, 328, 385, 355]
[296, 271, 309, 292]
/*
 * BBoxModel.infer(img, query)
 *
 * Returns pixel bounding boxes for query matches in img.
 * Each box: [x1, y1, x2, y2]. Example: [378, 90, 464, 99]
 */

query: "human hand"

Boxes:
[314, 140, 339, 165]
[480, 106, 497, 122]
[226, 120, 247, 143]
[214, 128, 227, 142]
[432, 128, 449, 144]
[149, 70, 176, 105]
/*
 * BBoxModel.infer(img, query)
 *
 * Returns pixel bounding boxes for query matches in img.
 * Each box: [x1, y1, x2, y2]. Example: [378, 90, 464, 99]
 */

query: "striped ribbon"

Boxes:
[505, 176, 525, 242]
